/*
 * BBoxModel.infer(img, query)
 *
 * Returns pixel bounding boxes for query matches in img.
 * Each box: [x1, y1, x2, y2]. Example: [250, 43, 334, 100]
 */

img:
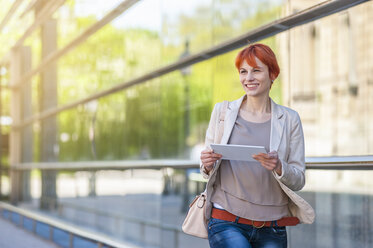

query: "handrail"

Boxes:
[12, 156, 373, 171]
[306, 156, 373, 170]
[13, 159, 199, 170]
[0, 201, 140, 248]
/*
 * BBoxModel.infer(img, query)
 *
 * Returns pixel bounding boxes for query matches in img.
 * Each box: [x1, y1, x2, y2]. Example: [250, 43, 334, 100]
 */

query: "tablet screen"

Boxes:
[210, 144, 267, 162]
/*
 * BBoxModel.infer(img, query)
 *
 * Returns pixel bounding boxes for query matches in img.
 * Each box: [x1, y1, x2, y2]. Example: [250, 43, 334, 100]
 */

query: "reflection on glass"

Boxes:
[290, 169, 373, 248]
[212, 0, 284, 45]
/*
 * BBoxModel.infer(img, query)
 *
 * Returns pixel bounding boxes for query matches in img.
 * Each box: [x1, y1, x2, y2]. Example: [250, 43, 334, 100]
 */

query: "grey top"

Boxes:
[211, 114, 289, 221]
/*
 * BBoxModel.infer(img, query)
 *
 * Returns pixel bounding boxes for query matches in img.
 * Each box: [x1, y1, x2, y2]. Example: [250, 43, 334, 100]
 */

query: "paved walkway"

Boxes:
[0, 218, 59, 248]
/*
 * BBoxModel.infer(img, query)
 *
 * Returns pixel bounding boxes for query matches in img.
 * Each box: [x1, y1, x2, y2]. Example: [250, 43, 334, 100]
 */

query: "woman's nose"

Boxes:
[246, 72, 254, 81]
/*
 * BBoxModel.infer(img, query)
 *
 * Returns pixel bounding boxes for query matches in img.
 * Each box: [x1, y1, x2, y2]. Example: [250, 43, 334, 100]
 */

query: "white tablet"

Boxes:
[210, 144, 267, 162]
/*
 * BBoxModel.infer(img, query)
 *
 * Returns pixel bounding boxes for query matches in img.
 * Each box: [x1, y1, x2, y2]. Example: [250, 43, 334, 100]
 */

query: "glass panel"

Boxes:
[212, 0, 284, 45]
[57, 36, 282, 162]
[58, 61, 214, 161]
[21, 167, 373, 247]
[58, 0, 129, 48]
[289, 169, 373, 247]
[58, 0, 163, 104]
[58, 108, 93, 161]
[56, 0, 289, 106]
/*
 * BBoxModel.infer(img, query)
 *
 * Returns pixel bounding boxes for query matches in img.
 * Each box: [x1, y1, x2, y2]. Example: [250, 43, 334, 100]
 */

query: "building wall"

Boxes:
[279, 1, 373, 157]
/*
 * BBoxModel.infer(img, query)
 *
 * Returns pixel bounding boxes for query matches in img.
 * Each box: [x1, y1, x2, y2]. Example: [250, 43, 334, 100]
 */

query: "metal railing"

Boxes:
[11, 156, 373, 171]
[3, 156, 373, 248]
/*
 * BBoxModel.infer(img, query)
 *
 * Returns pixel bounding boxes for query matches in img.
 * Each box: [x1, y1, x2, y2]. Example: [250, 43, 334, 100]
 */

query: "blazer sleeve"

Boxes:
[273, 113, 306, 191]
[200, 102, 221, 179]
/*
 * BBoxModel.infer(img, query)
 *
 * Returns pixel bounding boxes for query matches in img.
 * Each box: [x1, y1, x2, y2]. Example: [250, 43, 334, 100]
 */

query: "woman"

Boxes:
[200, 43, 315, 248]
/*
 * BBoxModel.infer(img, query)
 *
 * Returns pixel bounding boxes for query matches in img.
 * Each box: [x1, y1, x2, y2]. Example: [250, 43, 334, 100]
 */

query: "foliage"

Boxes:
[0, 0, 284, 162]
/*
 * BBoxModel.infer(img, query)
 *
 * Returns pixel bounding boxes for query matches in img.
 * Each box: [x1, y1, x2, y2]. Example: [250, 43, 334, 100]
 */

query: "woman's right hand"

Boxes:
[200, 148, 222, 173]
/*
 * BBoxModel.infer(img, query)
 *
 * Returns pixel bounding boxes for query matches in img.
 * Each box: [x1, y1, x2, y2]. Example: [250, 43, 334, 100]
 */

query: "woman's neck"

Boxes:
[243, 95, 271, 114]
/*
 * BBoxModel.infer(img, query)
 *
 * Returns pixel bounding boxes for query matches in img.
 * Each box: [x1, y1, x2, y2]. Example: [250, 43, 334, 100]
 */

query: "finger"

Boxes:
[202, 160, 214, 166]
[201, 150, 213, 155]
[259, 162, 272, 170]
[261, 161, 276, 169]
[252, 156, 264, 162]
[265, 158, 278, 164]
[211, 153, 222, 158]
[260, 163, 274, 171]
[201, 153, 222, 160]
[253, 155, 277, 163]
[252, 155, 267, 162]
[201, 159, 214, 165]
[202, 158, 219, 164]
[253, 153, 268, 159]
[201, 152, 215, 158]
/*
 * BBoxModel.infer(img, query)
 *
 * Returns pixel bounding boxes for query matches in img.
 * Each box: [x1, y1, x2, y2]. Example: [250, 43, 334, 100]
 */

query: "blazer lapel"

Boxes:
[270, 99, 286, 152]
[220, 96, 245, 144]
[218, 96, 286, 151]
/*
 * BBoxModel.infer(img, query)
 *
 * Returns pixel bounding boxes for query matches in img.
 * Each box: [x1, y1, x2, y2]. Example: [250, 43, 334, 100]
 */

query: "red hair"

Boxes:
[235, 43, 280, 81]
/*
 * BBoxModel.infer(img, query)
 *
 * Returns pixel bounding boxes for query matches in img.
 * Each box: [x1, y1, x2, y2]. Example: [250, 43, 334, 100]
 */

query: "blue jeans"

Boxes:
[208, 218, 287, 248]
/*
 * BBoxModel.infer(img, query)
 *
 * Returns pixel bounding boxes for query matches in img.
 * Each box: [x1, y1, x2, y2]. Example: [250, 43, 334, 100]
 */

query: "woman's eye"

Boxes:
[253, 69, 260, 72]
[240, 70, 246, 74]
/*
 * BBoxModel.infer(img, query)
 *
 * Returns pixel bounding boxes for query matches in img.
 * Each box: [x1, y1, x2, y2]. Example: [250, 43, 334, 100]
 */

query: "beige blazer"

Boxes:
[200, 95, 315, 224]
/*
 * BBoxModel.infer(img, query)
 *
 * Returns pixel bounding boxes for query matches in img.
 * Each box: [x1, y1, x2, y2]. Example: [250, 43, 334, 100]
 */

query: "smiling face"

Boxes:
[239, 57, 273, 98]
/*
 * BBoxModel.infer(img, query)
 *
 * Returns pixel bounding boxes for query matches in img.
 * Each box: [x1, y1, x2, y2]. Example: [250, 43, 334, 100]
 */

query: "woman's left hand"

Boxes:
[252, 151, 282, 175]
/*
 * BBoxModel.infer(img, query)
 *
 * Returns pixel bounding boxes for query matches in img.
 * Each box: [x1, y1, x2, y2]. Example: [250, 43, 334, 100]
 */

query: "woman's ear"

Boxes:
[269, 73, 277, 83]
[269, 74, 276, 89]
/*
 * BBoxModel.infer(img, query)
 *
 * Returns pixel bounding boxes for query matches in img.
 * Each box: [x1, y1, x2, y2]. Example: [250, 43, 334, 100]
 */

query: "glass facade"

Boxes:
[1, 0, 373, 248]
[51, 0, 373, 161]
[55, 0, 285, 161]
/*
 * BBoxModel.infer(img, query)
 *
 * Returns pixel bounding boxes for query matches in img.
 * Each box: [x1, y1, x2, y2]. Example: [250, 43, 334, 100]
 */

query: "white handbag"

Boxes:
[181, 191, 208, 238]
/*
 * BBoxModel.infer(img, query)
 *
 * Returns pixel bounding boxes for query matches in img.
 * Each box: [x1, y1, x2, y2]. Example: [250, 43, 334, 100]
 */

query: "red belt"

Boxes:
[211, 208, 300, 228]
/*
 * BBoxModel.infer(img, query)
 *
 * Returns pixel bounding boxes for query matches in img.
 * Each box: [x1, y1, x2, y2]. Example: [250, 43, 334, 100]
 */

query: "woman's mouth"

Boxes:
[244, 83, 259, 90]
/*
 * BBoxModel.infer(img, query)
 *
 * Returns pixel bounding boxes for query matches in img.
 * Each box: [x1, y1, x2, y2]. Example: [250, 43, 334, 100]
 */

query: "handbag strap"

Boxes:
[217, 100, 229, 144]
[201, 100, 229, 194]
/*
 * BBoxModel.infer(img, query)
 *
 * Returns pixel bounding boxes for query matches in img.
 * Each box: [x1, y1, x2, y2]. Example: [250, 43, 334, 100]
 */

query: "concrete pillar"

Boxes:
[20, 46, 32, 202]
[0, 68, 3, 197]
[9, 48, 22, 205]
[39, 15, 58, 210]
[9, 45, 33, 204]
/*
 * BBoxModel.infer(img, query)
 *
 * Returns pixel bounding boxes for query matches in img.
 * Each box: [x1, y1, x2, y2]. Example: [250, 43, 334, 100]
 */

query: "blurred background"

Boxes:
[0, 0, 372, 247]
